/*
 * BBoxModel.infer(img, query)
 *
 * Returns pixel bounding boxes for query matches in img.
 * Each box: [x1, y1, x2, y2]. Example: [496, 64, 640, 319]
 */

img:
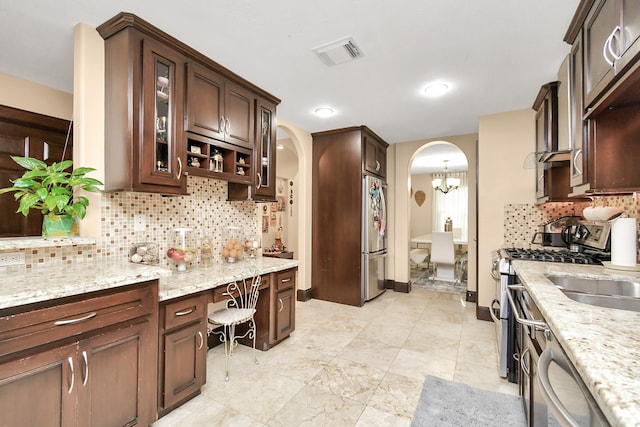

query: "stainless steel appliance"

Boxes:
[531, 216, 581, 247]
[507, 284, 609, 426]
[362, 175, 387, 301]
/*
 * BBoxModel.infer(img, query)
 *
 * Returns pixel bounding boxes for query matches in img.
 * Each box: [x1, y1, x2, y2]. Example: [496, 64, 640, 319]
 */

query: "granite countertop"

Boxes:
[511, 260, 640, 427]
[0, 257, 299, 311]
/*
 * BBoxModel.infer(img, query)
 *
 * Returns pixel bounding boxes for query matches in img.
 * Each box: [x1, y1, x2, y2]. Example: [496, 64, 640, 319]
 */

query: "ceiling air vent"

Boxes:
[312, 37, 363, 66]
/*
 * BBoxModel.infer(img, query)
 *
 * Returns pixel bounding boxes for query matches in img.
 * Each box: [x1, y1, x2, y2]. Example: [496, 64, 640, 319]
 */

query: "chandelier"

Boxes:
[432, 160, 460, 194]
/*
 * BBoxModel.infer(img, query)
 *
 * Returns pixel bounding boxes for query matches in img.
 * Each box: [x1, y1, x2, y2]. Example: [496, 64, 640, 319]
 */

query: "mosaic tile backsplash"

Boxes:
[0, 176, 258, 272]
[504, 194, 639, 249]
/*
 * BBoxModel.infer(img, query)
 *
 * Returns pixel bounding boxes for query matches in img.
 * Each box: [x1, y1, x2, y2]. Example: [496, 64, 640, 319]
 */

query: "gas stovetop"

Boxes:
[501, 248, 607, 265]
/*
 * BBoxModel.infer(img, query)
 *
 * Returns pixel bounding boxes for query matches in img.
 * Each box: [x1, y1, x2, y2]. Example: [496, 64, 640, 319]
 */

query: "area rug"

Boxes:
[411, 376, 526, 427]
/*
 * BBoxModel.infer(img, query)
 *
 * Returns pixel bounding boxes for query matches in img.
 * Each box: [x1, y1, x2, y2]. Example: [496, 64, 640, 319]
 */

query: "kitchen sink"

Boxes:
[545, 274, 640, 312]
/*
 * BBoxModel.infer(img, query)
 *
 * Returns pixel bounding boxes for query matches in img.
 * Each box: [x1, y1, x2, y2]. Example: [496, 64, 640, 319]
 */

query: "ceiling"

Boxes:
[0, 1, 579, 144]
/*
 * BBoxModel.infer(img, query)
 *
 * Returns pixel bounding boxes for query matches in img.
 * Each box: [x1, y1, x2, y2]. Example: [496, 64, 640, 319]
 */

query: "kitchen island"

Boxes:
[512, 260, 640, 427]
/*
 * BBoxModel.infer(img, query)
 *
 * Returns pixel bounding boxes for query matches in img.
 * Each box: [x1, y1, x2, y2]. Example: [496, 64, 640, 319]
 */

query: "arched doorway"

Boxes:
[408, 141, 470, 295]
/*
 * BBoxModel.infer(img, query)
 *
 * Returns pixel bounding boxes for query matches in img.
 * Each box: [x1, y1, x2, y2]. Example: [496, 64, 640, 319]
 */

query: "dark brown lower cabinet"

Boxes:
[158, 293, 207, 416]
[0, 281, 159, 427]
[274, 269, 296, 343]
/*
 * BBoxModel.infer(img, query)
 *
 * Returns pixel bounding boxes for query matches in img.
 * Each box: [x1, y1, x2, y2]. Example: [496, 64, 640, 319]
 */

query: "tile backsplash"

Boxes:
[504, 194, 639, 248]
[1, 176, 259, 272]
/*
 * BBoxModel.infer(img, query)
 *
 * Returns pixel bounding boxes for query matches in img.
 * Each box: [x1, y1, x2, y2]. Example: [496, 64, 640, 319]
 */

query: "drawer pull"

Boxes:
[175, 307, 195, 316]
[67, 356, 75, 394]
[281, 278, 291, 284]
[81, 350, 89, 386]
[54, 312, 97, 326]
[197, 331, 204, 350]
[278, 298, 284, 312]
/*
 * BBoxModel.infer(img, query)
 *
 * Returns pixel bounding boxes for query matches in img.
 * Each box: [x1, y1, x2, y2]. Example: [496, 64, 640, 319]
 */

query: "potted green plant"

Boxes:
[0, 156, 103, 237]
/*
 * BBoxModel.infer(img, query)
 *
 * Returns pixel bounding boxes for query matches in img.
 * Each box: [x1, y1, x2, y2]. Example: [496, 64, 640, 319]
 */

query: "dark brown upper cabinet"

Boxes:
[186, 61, 255, 150]
[363, 130, 387, 179]
[98, 17, 187, 195]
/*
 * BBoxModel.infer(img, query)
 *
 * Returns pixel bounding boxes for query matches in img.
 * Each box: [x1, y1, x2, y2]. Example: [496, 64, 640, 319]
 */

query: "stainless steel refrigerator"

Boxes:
[362, 174, 387, 301]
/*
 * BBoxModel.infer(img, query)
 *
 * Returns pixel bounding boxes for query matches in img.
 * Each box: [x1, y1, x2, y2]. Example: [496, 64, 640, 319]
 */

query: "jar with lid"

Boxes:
[244, 234, 261, 259]
[222, 226, 243, 263]
[212, 149, 223, 173]
[200, 234, 213, 267]
[167, 227, 196, 272]
[444, 217, 453, 232]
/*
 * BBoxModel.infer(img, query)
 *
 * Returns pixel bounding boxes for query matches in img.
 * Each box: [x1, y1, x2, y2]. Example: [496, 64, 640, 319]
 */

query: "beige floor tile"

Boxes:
[367, 372, 425, 418]
[267, 384, 365, 427]
[338, 336, 401, 372]
[454, 361, 520, 396]
[354, 405, 411, 427]
[388, 348, 456, 382]
[309, 357, 386, 404]
[153, 394, 264, 427]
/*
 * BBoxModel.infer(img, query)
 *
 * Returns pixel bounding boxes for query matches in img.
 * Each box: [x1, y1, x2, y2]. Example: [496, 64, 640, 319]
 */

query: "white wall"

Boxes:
[477, 109, 535, 308]
[409, 173, 434, 239]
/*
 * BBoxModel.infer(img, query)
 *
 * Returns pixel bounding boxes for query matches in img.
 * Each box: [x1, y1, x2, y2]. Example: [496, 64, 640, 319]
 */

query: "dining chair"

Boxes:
[430, 231, 457, 282]
[207, 272, 261, 381]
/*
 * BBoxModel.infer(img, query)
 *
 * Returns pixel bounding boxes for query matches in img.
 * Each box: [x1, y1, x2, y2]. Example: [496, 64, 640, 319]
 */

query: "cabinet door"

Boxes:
[0, 343, 77, 427]
[534, 101, 548, 200]
[162, 321, 206, 409]
[584, 0, 620, 106]
[225, 82, 254, 149]
[569, 32, 589, 190]
[253, 98, 277, 200]
[275, 287, 295, 342]
[141, 38, 186, 192]
[363, 134, 386, 178]
[79, 321, 156, 427]
[186, 61, 225, 141]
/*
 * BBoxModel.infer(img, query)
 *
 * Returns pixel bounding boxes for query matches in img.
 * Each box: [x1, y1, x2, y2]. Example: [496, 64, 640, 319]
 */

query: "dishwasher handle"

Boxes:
[538, 347, 582, 427]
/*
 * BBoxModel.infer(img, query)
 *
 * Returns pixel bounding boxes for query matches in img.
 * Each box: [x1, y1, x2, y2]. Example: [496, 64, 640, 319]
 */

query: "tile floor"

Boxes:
[153, 288, 518, 426]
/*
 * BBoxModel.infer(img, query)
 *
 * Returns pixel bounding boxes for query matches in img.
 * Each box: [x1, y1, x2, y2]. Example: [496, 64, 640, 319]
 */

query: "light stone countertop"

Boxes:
[0, 257, 299, 311]
[511, 260, 640, 427]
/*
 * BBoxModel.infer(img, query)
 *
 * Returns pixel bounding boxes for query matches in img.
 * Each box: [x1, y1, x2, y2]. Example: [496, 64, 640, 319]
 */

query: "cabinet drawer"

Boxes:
[276, 269, 296, 291]
[0, 281, 157, 360]
[162, 294, 206, 331]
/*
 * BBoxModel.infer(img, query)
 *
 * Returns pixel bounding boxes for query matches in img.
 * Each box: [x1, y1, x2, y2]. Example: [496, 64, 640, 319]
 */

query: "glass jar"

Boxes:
[200, 234, 213, 267]
[244, 234, 261, 259]
[167, 227, 196, 272]
[222, 226, 243, 263]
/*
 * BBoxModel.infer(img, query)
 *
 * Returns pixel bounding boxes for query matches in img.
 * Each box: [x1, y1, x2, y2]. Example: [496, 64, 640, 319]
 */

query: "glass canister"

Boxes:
[222, 226, 244, 263]
[244, 234, 261, 259]
[200, 234, 213, 267]
[167, 227, 196, 272]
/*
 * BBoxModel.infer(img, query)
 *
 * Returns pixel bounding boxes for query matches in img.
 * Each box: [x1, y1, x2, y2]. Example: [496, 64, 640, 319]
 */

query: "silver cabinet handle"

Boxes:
[219, 116, 225, 133]
[225, 118, 231, 135]
[607, 26, 622, 63]
[54, 312, 97, 326]
[67, 356, 75, 394]
[175, 307, 195, 316]
[43, 142, 49, 161]
[256, 173, 262, 189]
[375, 160, 380, 171]
[278, 298, 283, 312]
[197, 331, 204, 350]
[81, 350, 89, 386]
[572, 149, 583, 175]
[538, 347, 581, 427]
[520, 347, 531, 377]
[506, 285, 548, 332]
[489, 299, 500, 324]
[281, 278, 291, 284]
[176, 157, 183, 179]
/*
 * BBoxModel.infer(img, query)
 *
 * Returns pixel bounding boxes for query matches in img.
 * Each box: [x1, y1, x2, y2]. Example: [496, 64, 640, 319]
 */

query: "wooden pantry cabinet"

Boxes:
[0, 281, 159, 427]
[98, 12, 280, 196]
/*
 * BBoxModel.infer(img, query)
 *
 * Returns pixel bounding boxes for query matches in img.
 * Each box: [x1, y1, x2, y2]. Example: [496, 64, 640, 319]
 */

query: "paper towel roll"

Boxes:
[611, 218, 638, 267]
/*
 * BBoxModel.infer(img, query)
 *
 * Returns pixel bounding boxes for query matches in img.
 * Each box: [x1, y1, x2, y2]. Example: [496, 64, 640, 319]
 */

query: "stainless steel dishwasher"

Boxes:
[507, 284, 610, 427]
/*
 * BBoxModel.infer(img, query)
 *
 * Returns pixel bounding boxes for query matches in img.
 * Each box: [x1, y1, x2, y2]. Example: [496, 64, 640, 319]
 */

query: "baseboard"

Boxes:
[385, 279, 395, 290]
[465, 290, 477, 303]
[297, 288, 313, 302]
[393, 280, 411, 293]
[476, 306, 493, 322]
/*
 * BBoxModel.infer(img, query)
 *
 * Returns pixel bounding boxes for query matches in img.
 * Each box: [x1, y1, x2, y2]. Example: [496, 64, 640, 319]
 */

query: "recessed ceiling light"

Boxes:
[423, 83, 449, 97]
[314, 107, 335, 117]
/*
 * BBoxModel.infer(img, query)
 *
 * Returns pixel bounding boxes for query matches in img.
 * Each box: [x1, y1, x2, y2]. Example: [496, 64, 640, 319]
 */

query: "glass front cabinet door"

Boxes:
[253, 98, 277, 200]
[141, 38, 186, 194]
